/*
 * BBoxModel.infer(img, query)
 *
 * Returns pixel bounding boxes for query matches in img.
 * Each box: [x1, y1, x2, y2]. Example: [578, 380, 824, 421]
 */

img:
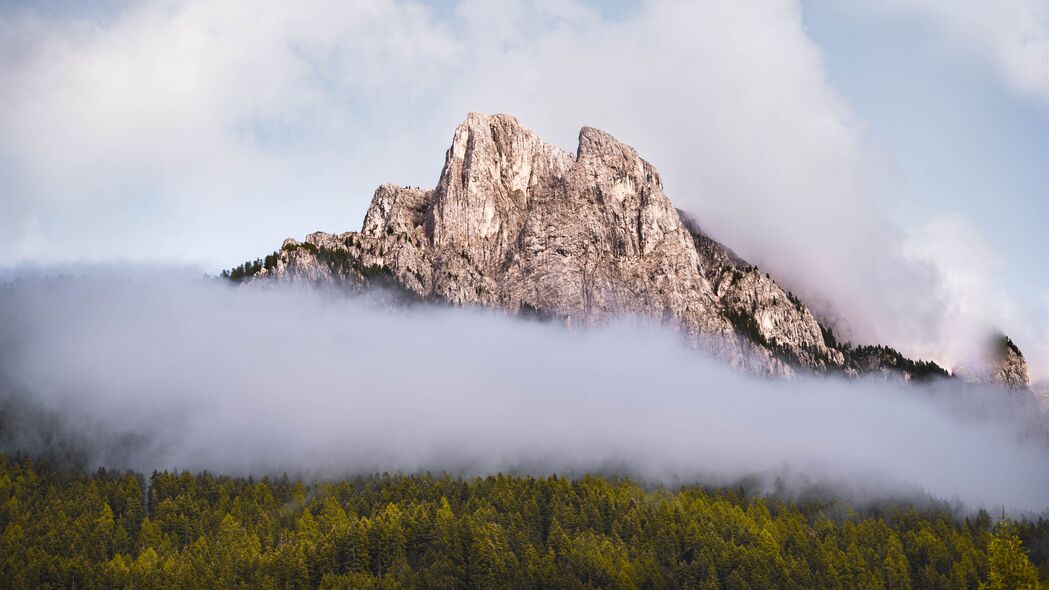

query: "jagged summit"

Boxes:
[230, 113, 977, 381]
[994, 336, 1031, 389]
[955, 333, 1031, 389]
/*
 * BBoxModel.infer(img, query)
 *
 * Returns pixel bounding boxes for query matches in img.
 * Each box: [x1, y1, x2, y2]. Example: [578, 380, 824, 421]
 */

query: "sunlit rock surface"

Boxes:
[248, 113, 988, 380]
[986, 336, 1031, 389]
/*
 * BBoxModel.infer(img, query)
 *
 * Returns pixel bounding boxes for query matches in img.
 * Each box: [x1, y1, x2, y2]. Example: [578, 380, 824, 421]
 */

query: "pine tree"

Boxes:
[984, 524, 1040, 590]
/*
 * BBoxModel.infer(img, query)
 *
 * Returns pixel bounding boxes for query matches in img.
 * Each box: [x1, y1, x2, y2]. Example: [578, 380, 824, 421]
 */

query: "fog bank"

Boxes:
[1, 270, 1047, 514]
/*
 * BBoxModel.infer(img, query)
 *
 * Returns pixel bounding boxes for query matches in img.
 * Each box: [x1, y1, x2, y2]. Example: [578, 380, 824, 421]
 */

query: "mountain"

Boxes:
[993, 336, 1031, 388]
[228, 112, 995, 382]
[955, 334, 1031, 389]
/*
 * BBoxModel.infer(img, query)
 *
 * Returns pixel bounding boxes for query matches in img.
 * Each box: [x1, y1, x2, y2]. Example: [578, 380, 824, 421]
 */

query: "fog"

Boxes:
[1, 269, 1048, 515]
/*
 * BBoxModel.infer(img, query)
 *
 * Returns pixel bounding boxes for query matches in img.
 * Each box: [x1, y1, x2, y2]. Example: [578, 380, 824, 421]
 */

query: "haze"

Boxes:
[1, 270, 1046, 514]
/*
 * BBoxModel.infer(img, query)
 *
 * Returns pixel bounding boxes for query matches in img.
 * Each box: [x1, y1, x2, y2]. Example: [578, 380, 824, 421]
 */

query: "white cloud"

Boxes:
[0, 0, 461, 264]
[904, 214, 1049, 381]
[904, 215, 1010, 365]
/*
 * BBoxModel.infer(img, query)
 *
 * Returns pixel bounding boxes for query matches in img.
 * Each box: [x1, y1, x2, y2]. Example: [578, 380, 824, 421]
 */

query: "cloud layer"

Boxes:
[1, 271, 1047, 514]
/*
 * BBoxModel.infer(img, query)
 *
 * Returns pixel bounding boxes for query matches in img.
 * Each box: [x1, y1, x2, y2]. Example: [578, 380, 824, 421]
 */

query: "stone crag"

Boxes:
[239, 113, 1019, 383]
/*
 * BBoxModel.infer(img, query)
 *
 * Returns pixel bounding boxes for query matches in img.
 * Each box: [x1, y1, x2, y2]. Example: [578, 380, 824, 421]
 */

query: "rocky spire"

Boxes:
[990, 335, 1031, 389]
[244, 112, 961, 379]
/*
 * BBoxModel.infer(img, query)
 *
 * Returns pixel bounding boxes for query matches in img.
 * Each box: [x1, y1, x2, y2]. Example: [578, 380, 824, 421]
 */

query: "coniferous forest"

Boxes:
[1, 453, 1046, 589]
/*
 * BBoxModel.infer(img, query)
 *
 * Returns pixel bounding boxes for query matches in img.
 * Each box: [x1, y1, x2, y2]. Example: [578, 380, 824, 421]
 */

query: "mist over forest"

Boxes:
[2, 269, 1046, 515]
[3, 0, 1049, 587]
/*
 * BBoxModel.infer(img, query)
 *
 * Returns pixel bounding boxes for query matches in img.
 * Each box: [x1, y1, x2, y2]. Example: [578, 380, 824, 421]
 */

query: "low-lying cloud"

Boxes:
[1, 269, 1047, 515]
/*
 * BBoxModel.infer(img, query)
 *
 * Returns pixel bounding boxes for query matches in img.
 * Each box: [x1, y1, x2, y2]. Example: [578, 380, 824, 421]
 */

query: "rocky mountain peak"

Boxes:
[990, 335, 1031, 389]
[952, 333, 1032, 390]
[234, 112, 963, 380]
[577, 126, 659, 181]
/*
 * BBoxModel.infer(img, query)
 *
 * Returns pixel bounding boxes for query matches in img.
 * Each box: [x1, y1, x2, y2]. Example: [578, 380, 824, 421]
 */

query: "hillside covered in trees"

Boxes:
[0, 453, 1045, 589]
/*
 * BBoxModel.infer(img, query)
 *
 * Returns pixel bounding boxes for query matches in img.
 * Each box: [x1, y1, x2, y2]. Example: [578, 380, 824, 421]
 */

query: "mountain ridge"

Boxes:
[228, 112, 1025, 386]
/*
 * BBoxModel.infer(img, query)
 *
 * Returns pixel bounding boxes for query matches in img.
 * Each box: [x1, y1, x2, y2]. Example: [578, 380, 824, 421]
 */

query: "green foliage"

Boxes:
[726, 308, 821, 369]
[281, 241, 318, 254]
[818, 324, 949, 381]
[1, 454, 1047, 589]
[845, 344, 950, 382]
[820, 323, 842, 350]
[725, 308, 767, 348]
[984, 524, 1041, 589]
[221, 251, 280, 282]
[341, 257, 425, 304]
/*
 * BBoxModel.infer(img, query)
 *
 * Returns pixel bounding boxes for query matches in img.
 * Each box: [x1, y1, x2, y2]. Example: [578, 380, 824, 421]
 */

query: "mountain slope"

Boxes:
[956, 334, 1031, 389]
[234, 113, 956, 379]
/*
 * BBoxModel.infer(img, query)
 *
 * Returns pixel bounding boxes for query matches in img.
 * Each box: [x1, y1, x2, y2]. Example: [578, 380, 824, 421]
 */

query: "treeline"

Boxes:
[221, 252, 279, 282]
[820, 325, 950, 381]
[845, 344, 950, 381]
[1, 454, 1045, 589]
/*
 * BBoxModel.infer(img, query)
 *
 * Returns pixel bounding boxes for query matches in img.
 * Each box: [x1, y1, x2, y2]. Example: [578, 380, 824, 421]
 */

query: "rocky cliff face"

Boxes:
[951, 335, 1031, 389]
[989, 336, 1031, 389]
[239, 113, 956, 379]
[685, 217, 845, 371]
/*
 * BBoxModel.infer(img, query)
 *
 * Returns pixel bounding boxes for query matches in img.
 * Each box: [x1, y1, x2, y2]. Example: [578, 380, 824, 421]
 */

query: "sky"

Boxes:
[0, 0, 1047, 379]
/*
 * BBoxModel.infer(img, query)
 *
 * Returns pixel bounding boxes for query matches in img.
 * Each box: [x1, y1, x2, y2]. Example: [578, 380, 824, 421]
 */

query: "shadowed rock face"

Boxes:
[952, 335, 1032, 390]
[247, 113, 963, 379]
[989, 336, 1031, 389]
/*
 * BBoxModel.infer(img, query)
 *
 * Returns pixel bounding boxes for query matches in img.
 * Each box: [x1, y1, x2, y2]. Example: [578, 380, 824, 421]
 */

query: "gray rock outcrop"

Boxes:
[241, 113, 955, 379]
[990, 336, 1031, 389]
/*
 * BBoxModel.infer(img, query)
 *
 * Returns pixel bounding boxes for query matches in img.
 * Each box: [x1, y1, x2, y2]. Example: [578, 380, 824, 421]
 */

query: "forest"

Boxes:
[0, 452, 1046, 589]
